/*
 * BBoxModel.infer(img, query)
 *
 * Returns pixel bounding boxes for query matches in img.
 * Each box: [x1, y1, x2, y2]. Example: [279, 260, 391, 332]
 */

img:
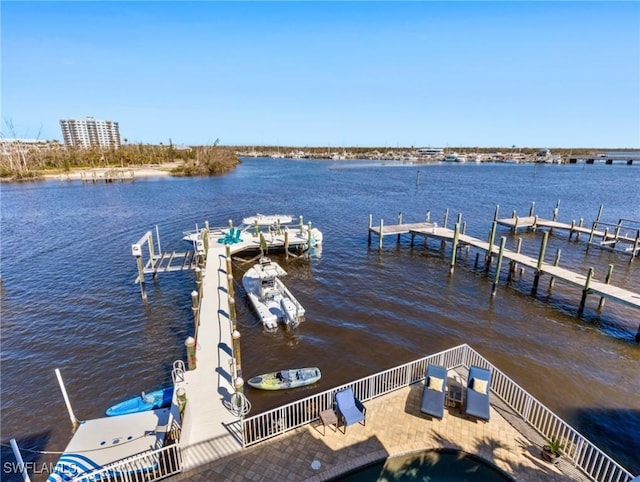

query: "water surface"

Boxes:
[1, 159, 639, 479]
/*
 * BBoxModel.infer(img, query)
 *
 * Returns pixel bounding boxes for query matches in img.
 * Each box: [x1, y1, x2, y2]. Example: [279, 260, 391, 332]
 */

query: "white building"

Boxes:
[60, 117, 121, 148]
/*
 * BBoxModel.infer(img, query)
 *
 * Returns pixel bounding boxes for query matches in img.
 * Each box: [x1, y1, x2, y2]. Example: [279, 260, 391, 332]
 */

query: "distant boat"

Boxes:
[242, 257, 305, 331]
[248, 367, 321, 390]
[443, 153, 467, 163]
[105, 386, 173, 417]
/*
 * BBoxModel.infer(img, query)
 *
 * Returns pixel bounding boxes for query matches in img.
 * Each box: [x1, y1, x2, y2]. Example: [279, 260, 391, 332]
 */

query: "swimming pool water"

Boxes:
[333, 448, 515, 482]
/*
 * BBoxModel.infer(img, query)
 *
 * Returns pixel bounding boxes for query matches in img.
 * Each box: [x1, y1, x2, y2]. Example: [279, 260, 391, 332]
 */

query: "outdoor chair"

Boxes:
[420, 363, 447, 418]
[464, 365, 491, 421]
[334, 387, 366, 433]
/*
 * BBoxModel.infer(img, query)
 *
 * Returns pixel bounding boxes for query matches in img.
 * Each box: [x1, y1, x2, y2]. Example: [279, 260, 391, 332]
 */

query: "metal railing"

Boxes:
[241, 345, 467, 446]
[241, 344, 635, 482]
[467, 348, 635, 482]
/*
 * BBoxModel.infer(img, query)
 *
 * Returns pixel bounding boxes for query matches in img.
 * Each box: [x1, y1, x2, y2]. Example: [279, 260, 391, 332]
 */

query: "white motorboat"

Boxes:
[242, 257, 305, 331]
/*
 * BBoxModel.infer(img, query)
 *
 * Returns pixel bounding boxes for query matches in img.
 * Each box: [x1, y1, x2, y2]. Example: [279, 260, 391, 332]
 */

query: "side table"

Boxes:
[318, 409, 338, 436]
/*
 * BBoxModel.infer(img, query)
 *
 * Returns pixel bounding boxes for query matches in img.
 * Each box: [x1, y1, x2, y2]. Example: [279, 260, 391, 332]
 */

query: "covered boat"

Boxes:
[248, 367, 321, 390]
[242, 257, 305, 330]
[105, 386, 174, 417]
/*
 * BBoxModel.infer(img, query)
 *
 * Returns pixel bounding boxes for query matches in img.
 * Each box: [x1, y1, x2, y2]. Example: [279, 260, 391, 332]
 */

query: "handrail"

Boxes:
[242, 344, 635, 482]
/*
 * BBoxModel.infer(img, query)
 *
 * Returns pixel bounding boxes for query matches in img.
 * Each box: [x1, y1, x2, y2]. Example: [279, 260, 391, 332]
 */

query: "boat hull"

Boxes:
[105, 386, 173, 417]
[248, 367, 321, 390]
[242, 258, 305, 330]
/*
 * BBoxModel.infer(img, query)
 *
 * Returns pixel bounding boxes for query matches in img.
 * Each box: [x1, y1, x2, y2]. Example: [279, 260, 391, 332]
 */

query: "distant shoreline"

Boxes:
[41, 163, 181, 181]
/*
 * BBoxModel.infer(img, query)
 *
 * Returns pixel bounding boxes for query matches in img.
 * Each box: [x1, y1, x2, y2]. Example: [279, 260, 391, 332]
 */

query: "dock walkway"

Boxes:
[369, 221, 640, 311]
[496, 215, 640, 258]
[171, 221, 321, 470]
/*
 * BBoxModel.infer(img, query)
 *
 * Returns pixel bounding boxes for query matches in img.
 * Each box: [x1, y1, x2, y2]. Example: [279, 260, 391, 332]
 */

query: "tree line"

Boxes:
[0, 142, 240, 180]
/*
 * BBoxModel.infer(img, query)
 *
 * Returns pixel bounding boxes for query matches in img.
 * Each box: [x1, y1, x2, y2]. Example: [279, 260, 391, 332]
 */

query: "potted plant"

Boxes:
[541, 436, 564, 464]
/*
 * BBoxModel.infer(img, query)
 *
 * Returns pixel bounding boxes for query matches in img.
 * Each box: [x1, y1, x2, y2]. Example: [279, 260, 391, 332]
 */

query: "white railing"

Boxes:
[241, 345, 467, 446]
[70, 420, 182, 482]
[241, 344, 635, 482]
[468, 348, 635, 482]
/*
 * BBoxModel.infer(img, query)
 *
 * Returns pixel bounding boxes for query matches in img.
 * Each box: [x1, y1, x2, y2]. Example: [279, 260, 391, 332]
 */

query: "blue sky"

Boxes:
[2, 1, 639, 148]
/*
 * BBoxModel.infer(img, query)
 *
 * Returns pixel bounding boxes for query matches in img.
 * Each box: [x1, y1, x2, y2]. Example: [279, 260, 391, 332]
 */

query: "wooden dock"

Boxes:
[495, 205, 640, 261]
[368, 212, 640, 317]
[129, 217, 322, 468]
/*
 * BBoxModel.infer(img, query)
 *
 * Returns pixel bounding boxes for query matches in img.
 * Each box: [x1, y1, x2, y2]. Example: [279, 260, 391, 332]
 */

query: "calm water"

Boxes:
[1, 158, 639, 480]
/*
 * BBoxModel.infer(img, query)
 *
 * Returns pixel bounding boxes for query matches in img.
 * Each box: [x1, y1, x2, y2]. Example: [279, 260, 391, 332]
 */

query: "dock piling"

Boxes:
[379, 219, 384, 250]
[491, 236, 507, 297]
[191, 290, 199, 329]
[508, 238, 523, 281]
[368, 214, 373, 246]
[528, 201, 535, 217]
[232, 330, 242, 379]
[548, 249, 562, 289]
[449, 223, 460, 275]
[397, 212, 402, 244]
[532, 231, 549, 294]
[578, 267, 595, 317]
[598, 264, 614, 310]
[485, 221, 497, 271]
[185, 337, 197, 370]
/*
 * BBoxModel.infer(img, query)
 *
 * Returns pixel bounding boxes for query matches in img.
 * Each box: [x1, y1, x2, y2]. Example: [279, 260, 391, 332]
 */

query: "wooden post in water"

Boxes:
[449, 223, 460, 275]
[426, 210, 431, 223]
[368, 214, 372, 246]
[443, 208, 449, 230]
[528, 201, 535, 218]
[550, 200, 560, 235]
[598, 264, 614, 310]
[532, 231, 549, 294]
[191, 290, 199, 330]
[491, 236, 507, 297]
[195, 267, 202, 297]
[508, 237, 523, 281]
[397, 212, 402, 245]
[254, 219, 259, 238]
[185, 336, 197, 370]
[587, 222, 597, 252]
[379, 219, 384, 250]
[485, 221, 497, 272]
[576, 218, 584, 241]
[299, 215, 304, 235]
[569, 220, 575, 241]
[548, 248, 562, 289]
[595, 205, 604, 224]
[284, 230, 290, 258]
[578, 267, 594, 317]
[232, 330, 242, 379]
[493, 204, 500, 222]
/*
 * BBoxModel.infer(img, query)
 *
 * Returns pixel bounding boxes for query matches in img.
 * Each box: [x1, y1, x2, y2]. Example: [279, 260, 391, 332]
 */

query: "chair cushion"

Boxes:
[471, 378, 488, 394]
[427, 376, 444, 392]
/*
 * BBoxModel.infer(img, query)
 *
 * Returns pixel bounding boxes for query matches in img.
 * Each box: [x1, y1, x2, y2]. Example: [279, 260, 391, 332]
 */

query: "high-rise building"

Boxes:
[59, 117, 121, 148]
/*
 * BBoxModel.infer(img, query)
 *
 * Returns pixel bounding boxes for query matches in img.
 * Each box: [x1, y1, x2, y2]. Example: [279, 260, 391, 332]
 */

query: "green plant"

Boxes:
[545, 436, 564, 456]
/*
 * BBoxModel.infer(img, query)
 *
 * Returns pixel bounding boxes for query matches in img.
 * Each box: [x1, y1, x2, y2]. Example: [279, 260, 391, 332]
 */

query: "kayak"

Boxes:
[248, 367, 321, 390]
[105, 386, 173, 417]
